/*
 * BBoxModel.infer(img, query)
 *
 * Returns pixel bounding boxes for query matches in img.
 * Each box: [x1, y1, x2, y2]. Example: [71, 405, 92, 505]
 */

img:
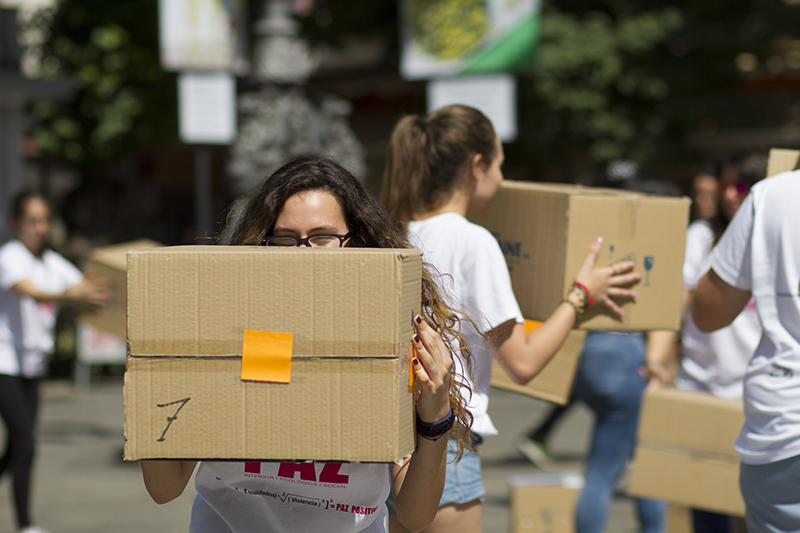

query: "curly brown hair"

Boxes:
[218, 156, 475, 456]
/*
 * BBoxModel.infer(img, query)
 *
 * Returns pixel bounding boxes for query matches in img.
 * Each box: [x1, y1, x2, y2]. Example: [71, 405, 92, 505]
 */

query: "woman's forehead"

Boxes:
[276, 190, 347, 229]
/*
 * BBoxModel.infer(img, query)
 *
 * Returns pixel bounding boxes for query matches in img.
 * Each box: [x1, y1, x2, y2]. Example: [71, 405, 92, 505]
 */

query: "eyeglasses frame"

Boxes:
[261, 231, 354, 248]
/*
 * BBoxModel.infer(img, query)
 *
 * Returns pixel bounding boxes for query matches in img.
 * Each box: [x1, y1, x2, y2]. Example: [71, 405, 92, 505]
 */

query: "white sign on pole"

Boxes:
[178, 72, 237, 145]
[427, 74, 517, 142]
[159, 0, 246, 72]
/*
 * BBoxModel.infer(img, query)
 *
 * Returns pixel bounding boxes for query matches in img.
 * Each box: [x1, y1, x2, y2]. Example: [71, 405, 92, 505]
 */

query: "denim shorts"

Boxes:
[440, 439, 485, 506]
[385, 438, 485, 515]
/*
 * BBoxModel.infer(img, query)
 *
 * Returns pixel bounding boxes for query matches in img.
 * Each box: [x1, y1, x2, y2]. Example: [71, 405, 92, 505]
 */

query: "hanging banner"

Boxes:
[400, 0, 540, 80]
[158, 0, 248, 72]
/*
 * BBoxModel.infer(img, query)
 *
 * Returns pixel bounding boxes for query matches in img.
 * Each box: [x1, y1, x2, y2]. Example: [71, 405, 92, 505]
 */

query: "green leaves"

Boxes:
[23, 0, 176, 164]
[514, 0, 800, 171]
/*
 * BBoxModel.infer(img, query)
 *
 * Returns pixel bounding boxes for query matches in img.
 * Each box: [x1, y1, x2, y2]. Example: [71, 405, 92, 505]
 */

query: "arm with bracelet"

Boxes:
[490, 237, 642, 385]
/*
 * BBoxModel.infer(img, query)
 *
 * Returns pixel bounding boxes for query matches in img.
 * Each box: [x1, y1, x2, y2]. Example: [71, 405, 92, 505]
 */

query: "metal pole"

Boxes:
[0, 103, 23, 243]
[194, 146, 213, 243]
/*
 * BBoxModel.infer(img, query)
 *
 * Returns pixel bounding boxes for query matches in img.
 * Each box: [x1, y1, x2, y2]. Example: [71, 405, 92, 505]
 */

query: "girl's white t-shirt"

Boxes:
[709, 170, 800, 465]
[0, 239, 82, 377]
[408, 213, 524, 438]
[677, 220, 762, 400]
[191, 461, 390, 533]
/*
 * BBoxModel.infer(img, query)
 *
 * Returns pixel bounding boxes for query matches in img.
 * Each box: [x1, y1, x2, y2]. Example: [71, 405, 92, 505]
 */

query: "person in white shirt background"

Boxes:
[692, 166, 800, 533]
[0, 191, 108, 533]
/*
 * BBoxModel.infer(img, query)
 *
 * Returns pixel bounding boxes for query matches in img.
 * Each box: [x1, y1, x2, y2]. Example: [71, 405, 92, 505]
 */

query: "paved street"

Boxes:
[0, 377, 640, 533]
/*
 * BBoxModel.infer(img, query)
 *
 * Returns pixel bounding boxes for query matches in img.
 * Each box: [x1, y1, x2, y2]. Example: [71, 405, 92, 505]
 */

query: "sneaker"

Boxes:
[19, 526, 52, 533]
[515, 437, 558, 471]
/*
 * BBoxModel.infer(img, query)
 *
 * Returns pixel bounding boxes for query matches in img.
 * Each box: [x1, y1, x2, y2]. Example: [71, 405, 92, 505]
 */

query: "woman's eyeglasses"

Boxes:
[261, 231, 353, 248]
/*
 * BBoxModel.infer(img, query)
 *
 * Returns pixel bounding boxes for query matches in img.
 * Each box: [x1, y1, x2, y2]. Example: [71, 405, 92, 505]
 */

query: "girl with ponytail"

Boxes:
[381, 105, 641, 533]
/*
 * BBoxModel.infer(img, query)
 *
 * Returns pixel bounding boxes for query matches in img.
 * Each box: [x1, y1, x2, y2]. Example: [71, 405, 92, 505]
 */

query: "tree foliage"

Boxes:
[24, 0, 178, 164]
[511, 0, 800, 169]
[26, 0, 800, 173]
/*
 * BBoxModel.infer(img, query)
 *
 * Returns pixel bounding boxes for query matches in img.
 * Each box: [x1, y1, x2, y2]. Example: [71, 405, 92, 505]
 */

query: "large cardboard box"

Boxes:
[766, 147, 800, 178]
[509, 472, 584, 533]
[627, 387, 745, 516]
[123, 246, 422, 463]
[469, 181, 690, 330]
[80, 239, 161, 339]
[490, 320, 586, 404]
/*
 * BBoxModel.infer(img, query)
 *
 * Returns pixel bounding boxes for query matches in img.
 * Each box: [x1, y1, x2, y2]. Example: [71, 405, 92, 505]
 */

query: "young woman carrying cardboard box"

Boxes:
[140, 157, 475, 533]
[380, 104, 642, 533]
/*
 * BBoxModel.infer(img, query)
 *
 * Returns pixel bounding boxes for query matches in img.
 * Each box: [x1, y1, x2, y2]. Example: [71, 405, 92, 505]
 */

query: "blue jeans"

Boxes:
[571, 331, 666, 533]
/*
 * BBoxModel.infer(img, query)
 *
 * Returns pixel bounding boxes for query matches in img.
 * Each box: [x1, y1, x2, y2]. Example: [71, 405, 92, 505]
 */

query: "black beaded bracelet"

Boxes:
[417, 408, 455, 440]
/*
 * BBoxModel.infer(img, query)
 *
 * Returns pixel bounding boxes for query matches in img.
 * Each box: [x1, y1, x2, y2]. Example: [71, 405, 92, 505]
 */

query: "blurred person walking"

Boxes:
[0, 191, 108, 533]
[690, 170, 719, 222]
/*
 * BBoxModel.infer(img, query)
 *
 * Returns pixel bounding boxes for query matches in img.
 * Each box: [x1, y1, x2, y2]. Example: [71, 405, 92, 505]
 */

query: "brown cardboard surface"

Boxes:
[80, 239, 160, 339]
[124, 247, 422, 462]
[124, 357, 413, 462]
[667, 506, 692, 533]
[636, 387, 743, 457]
[629, 447, 744, 516]
[627, 387, 745, 516]
[509, 473, 583, 533]
[469, 181, 690, 330]
[766, 148, 800, 178]
[490, 320, 586, 404]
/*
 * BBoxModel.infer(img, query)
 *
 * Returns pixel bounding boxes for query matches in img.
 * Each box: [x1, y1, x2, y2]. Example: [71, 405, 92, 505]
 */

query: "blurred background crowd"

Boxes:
[2, 0, 800, 375]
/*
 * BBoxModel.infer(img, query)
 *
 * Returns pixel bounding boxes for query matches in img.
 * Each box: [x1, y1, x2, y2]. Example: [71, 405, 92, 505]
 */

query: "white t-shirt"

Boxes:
[709, 170, 800, 465]
[0, 240, 82, 377]
[676, 220, 762, 400]
[191, 461, 391, 533]
[408, 213, 524, 438]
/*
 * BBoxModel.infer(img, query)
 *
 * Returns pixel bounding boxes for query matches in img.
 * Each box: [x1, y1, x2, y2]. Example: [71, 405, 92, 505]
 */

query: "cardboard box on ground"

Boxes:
[490, 320, 586, 405]
[509, 472, 584, 533]
[627, 387, 745, 516]
[123, 246, 422, 463]
[469, 181, 691, 331]
[80, 239, 161, 339]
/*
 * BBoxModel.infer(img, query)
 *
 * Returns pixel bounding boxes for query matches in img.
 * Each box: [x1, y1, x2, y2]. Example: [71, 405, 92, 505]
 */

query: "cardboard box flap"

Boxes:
[637, 388, 744, 458]
[127, 247, 422, 358]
